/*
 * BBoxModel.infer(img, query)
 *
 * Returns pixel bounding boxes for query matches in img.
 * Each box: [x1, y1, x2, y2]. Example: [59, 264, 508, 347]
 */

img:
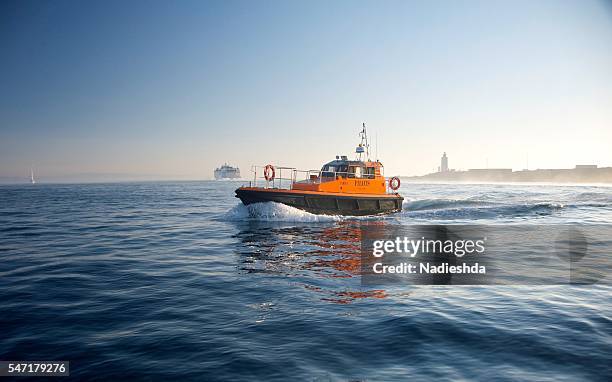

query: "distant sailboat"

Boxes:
[30, 167, 36, 184]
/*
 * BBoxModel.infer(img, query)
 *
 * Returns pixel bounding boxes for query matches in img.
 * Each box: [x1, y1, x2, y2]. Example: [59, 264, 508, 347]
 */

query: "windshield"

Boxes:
[321, 164, 349, 177]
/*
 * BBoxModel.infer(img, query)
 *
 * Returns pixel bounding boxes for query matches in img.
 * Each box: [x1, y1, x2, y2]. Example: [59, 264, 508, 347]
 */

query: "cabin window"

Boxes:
[348, 166, 364, 178]
[321, 165, 336, 178]
[337, 165, 348, 177]
[366, 167, 375, 179]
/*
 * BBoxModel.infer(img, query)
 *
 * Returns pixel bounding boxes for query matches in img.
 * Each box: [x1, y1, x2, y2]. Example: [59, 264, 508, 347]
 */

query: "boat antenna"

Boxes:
[356, 122, 370, 161]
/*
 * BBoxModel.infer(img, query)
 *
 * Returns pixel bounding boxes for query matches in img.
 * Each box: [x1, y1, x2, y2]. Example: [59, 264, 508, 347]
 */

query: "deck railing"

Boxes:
[247, 166, 313, 190]
[246, 165, 396, 193]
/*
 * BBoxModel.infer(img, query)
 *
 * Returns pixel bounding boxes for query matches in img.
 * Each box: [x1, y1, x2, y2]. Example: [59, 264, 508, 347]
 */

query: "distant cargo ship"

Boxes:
[214, 163, 241, 180]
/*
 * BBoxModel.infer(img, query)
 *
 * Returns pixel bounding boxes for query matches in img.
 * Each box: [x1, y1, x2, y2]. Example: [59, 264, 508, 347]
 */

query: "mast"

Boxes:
[356, 122, 370, 161]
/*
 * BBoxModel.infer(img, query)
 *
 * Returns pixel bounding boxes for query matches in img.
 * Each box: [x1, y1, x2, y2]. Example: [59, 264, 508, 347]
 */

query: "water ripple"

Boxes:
[0, 181, 610, 380]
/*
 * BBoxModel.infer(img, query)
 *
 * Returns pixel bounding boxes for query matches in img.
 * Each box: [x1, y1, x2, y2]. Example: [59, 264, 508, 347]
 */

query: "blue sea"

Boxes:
[0, 181, 610, 381]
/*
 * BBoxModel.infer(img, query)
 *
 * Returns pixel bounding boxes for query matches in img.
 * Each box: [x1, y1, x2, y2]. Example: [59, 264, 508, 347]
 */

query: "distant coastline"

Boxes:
[403, 165, 612, 184]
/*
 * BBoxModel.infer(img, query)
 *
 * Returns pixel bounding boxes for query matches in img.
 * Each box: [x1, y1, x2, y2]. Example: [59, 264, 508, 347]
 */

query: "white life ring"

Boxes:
[264, 164, 275, 181]
[389, 176, 400, 191]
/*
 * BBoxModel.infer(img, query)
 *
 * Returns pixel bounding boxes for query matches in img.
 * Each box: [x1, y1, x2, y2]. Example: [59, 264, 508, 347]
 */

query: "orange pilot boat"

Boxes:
[235, 124, 403, 216]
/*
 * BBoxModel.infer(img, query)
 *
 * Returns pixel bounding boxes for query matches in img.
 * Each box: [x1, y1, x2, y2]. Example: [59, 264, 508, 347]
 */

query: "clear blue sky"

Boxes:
[1, 0, 611, 181]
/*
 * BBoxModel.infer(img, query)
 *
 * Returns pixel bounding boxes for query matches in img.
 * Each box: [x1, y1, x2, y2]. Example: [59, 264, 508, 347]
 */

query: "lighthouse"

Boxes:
[440, 152, 449, 173]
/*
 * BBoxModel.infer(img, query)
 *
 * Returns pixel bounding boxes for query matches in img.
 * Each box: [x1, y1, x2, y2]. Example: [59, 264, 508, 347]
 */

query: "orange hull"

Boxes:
[292, 176, 386, 194]
[235, 187, 403, 216]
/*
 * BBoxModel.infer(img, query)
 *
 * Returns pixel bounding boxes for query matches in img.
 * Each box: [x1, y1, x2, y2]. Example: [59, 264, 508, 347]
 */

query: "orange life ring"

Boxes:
[264, 164, 275, 181]
[389, 176, 400, 191]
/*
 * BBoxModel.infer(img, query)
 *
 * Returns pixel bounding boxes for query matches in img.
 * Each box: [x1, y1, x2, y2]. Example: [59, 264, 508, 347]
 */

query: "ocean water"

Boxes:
[0, 181, 610, 381]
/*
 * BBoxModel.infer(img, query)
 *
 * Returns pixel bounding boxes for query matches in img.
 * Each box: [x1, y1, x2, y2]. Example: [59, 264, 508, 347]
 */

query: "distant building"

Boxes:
[440, 152, 449, 173]
[405, 164, 612, 183]
[467, 169, 513, 176]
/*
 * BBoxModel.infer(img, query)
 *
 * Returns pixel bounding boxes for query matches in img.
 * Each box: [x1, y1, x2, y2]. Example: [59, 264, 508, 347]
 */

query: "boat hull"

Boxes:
[235, 187, 403, 216]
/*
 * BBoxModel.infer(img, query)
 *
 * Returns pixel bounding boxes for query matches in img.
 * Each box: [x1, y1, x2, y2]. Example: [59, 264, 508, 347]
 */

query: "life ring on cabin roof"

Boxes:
[389, 176, 401, 191]
[264, 164, 275, 181]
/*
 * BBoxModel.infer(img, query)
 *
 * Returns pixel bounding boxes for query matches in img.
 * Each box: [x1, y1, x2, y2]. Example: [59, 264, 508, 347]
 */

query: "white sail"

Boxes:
[30, 167, 36, 184]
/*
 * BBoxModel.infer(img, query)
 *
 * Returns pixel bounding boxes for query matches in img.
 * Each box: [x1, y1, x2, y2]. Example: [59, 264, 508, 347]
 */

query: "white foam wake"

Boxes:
[225, 202, 342, 222]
